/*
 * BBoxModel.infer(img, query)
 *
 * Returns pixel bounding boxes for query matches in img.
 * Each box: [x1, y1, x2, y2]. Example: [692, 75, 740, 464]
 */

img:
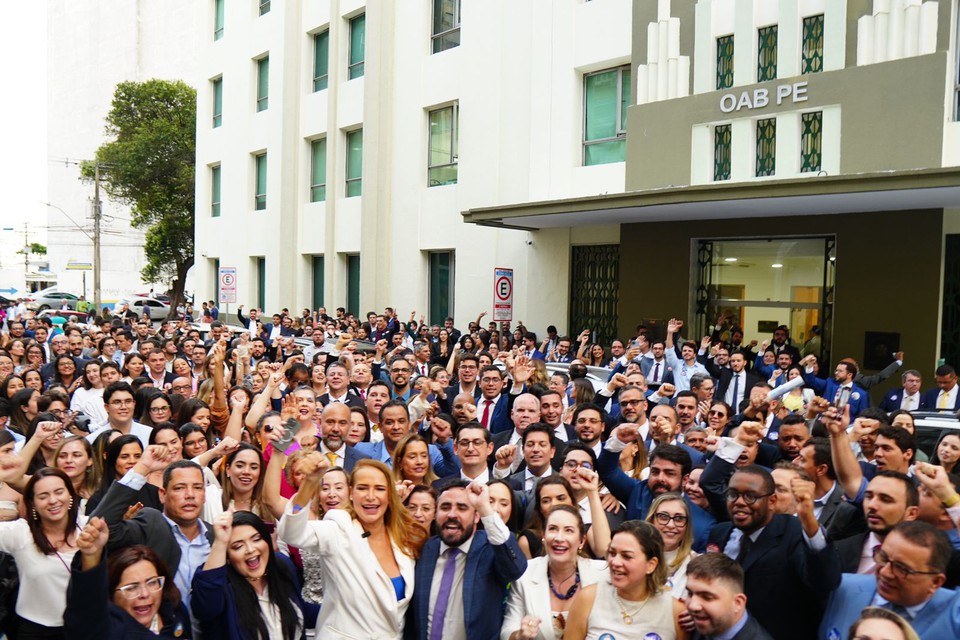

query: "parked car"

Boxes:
[912, 411, 960, 458]
[127, 297, 171, 318]
[26, 289, 80, 311]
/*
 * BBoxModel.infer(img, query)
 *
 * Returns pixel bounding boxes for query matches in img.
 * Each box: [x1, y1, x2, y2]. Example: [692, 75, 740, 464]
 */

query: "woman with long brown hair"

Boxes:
[278, 458, 426, 638]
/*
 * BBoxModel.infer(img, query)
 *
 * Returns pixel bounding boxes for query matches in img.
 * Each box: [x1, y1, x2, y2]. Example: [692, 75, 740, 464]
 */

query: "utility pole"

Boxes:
[93, 162, 102, 313]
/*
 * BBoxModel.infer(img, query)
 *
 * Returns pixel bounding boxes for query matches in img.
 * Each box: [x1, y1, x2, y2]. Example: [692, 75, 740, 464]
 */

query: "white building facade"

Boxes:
[194, 0, 632, 333]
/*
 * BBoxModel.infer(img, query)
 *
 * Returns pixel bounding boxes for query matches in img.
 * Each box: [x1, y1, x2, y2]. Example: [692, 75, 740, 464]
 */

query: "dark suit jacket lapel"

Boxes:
[462, 532, 487, 634]
[741, 518, 784, 574]
[819, 487, 842, 528]
[419, 539, 441, 633]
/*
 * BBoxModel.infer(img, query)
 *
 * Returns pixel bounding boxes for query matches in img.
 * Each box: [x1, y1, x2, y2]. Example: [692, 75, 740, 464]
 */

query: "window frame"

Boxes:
[211, 165, 222, 217]
[755, 117, 777, 177]
[348, 14, 366, 80]
[582, 65, 631, 166]
[214, 0, 225, 40]
[259, 0, 270, 16]
[716, 34, 734, 90]
[757, 25, 778, 83]
[428, 103, 459, 187]
[801, 14, 824, 75]
[254, 152, 267, 210]
[310, 138, 327, 203]
[432, 0, 462, 54]
[714, 124, 732, 182]
[345, 129, 363, 197]
[313, 30, 330, 92]
[212, 77, 223, 128]
[256, 55, 269, 112]
[800, 110, 823, 173]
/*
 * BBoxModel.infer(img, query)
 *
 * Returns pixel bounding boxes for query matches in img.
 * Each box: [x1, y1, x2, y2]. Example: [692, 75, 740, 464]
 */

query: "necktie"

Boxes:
[480, 400, 492, 428]
[653, 362, 661, 383]
[731, 373, 740, 409]
[881, 602, 913, 621]
[325, 452, 338, 467]
[735, 533, 752, 564]
[939, 392, 949, 409]
[359, 389, 366, 400]
[430, 548, 461, 640]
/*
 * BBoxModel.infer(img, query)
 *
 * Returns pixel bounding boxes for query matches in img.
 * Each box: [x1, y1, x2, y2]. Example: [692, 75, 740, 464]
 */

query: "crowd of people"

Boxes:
[0, 299, 958, 639]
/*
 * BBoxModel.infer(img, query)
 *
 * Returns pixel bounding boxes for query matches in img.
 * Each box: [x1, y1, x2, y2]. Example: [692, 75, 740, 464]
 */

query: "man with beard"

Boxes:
[793, 437, 866, 541]
[317, 402, 365, 472]
[407, 480, 526, 640]
[684, 553, 773, 640]
[597, 419, 715, 551]
[802, 357, 870, 418]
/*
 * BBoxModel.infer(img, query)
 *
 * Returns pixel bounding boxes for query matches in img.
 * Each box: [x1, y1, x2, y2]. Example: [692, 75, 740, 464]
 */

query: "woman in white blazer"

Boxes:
[502, 505, 608, 640]
[279, 458, 427, 639]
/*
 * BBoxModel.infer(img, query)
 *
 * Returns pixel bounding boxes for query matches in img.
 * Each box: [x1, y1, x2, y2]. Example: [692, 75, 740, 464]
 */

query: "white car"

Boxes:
[127, 297, 171, 318]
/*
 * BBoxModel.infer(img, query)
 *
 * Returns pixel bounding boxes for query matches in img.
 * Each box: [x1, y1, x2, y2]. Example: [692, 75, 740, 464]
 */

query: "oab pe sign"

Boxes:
[719, 81, 809, 114]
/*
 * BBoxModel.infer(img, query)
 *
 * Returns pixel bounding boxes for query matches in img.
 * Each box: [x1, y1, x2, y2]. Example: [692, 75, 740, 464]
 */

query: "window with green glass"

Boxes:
[716, 35, 734, 90]
[313, 31, 329, 92]
[801, 15, 824, 74]
[255, 153, 267, 210]
[429, 251, 454, 325]
[213, 258, 220, 301]
[212, 78, 222, 128]
[256, 257, 266, 310]
[757, 26, 778, 82]
[259, 0, 270, 16]
[346, 129, 363, 197]
[348, 14, 365, 80]
[583, 66, 630, 166]
[800, 111, 823, 173]
[346, 254, 360, 316]
[714, 125, 731, 182]
[257, 56, 269, 111]
[756, 118, 777, 177]
[428, 104, 458, 187]
[214, 0, 224, 40]
[211, 165, 221, 217]
[312, 256, 325, 310]
[310, 139, 327, 202]
[432, 0, 461, 54]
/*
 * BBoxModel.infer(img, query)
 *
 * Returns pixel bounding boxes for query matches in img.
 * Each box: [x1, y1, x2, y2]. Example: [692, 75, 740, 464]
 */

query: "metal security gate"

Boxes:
[569, 244, 620, 346]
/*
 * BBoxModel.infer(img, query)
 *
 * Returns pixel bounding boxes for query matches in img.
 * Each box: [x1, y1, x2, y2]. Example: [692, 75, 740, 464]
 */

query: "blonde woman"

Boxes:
[645, 493, 698, 597]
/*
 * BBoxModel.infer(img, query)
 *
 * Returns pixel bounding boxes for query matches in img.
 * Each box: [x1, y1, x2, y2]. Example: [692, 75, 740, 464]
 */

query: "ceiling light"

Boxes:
[771, 263, 783, 268]
[724, 257, 737, 262]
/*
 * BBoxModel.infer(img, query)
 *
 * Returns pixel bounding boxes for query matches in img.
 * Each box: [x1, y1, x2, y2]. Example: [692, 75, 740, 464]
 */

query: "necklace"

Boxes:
[548, 567, 580, 600]
[614, 590, 649, 625]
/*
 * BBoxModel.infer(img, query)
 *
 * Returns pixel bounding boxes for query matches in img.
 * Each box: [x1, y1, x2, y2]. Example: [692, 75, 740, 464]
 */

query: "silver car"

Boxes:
[27, 290, 80, 311]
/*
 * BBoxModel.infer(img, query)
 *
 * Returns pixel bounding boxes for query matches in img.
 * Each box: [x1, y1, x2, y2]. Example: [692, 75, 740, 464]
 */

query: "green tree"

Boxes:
[84, 79, 196, 317]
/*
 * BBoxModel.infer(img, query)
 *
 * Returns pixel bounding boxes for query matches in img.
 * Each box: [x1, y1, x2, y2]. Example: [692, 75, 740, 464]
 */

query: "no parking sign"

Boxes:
[493, 267, 513, 322]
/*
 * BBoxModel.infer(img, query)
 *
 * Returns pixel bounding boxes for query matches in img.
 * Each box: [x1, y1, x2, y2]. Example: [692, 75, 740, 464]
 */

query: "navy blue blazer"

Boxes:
[482, 393, 517, 435]
[405, 528, 527, 640]
[820, 574, 960, 639]
[879, 388, 907, 413]
[597, 446, 715, 552]
[921, 387, 960, 411]
[803, 374, 870, 418]
[708, 515, 841, 640]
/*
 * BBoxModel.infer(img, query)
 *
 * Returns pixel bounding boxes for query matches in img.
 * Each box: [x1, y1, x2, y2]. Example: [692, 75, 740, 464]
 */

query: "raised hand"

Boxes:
[33, 421, 63, 443]
[212, 508, 234, 544]
[735, 421, 764, 447]
[396, 480, 415, 502]
[614, 423, 640, 444]
[138, 444, 173, 474]
[466, 481, 492, 516]
[495, 444, 518, 470]
[77, 517, 110, 556]
[576, 467, 600, 494]
[791, 477, 819, 536]
[516, 616, 542, 640]
[915, 462, 959, 503]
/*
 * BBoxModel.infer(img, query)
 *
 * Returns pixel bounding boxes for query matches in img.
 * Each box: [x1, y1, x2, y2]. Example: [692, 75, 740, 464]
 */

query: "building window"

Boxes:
[348, 14, 365, 80]
[432, 0, 461, 54]
[757, 26, 778, 82]
[212, 77, 223, 128]
[256, 56, 269, 111]
[801, 15, 824, 74]
[346, 129, 363, 197]
[312, 256, 325, 310]
[429, 251, 454, 325]
[214, 0, 224, 40]
[310, 138, 327, 202]
[800, 111, 823, 173]
[428, 104, 458, 186]
[346, 254, 360, 316]
[211, 165, 221, 217]
[313, 31, 329, 92]
[256, 257, 266, 311]
[213, 258, 220, 302]
[714, 125, 731, 182]
[259, 0, 270, 16]
[716, 35, 734, 90]
[756, 118, 777, 177]
[255, 153, 267, 210]
[583, 66, 630, 166]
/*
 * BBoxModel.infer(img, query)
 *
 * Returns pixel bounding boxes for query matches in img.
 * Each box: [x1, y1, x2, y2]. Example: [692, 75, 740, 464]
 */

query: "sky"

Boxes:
[0, 4, 47, 277]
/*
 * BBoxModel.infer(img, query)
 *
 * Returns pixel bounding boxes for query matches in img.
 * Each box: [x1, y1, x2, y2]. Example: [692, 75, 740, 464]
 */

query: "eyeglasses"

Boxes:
[48, 409, 68, 418]
[653, 512, 688, 526]
[171, 384, 191, 392]
[708, 410, 727, 417]
[873, 548, 941, 580]
[725, 489, 774, 505]
[456, 439, 486, 450]
[620, 399, 646, 407]
[109, 399, 135, 407]
[149, 406, 171, 414]
[115, 575, 165, 599]
[391, 368, 411, 374]
[562, 460, 594, 471]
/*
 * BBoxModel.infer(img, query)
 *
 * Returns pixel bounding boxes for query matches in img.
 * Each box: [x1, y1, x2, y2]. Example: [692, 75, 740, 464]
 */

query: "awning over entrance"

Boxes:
[461, 167, 960, 230]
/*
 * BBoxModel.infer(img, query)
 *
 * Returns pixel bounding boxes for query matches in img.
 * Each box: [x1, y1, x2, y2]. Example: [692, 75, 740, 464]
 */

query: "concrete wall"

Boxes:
[618, 208, 945, 394]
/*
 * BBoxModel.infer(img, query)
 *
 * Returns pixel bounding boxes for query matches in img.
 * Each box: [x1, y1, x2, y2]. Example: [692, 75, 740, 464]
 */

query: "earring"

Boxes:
[31, 509, 37, 521]
[68, 498, 74, 510]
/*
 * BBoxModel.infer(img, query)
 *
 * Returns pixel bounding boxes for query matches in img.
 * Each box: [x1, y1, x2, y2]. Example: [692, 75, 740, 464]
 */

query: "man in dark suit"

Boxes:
[476, 365, 513, 434]
[714, 352, 759, 415]
[769, 325, 801, 362]
[701, 423, 841, 640]
[317, 402, 367, 472]
[438, 354, 481, 414]
[879, 369, 923, 413]
[236, 304, 265, 338]
[406, 480, 527, 640]
[91, 453, 214, 609]
[793, 437, 867, 541]
[802, 358, 870, 419]
[685, 553, 774, 640]
[820, 521, 960, 640]
[145, 348, 177, 388]
[493, 424, 557, 496]
[921, 365, 960, 411]
[317, 362, 366, 409]
[640, 340, 673, 390]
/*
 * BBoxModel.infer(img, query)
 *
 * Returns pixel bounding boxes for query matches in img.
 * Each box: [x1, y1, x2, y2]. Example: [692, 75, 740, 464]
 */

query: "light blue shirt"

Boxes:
[162, 512, 211, 610]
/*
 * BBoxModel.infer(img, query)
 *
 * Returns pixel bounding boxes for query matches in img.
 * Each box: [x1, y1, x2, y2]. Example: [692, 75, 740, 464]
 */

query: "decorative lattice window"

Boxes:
[757, 26, 778, 82]
[801, 111, 823, 173]
[714, 125, 732, 181]
[716, 35, 734, 90]
[756, 118, 777, 177]
[802, 15, 824, 74]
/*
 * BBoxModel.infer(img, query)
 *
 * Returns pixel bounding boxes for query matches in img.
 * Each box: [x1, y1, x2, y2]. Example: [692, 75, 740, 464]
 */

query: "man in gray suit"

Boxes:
[686, 553, 773, 640]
